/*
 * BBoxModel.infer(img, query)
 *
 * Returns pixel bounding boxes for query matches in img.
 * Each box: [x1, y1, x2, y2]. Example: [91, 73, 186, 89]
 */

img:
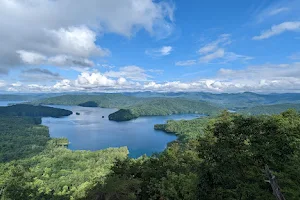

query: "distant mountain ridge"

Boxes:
[22, 92, 300, 120]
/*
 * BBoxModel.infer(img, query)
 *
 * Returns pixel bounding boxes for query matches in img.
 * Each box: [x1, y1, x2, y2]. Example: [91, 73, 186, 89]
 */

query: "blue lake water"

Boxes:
[42, 105, 199, 158]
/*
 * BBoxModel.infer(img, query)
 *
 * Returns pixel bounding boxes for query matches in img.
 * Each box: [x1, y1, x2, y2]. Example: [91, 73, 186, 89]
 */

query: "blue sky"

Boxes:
[0, 0, 300, 93]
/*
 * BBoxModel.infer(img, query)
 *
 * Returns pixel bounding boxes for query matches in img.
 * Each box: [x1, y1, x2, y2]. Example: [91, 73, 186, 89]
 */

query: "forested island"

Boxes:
[0, 104, 72, 118]
[78, 101, 99, 107]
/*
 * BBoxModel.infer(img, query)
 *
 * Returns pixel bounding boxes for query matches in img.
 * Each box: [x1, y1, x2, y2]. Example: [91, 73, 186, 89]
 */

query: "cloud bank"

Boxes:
[0, 0, 174, 73]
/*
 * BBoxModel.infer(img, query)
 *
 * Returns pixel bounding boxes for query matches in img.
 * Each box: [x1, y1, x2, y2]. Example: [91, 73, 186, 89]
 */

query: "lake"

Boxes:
[42, 105, 199, 158]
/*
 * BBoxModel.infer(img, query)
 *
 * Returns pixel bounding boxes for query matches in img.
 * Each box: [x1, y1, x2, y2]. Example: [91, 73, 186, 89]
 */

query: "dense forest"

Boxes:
[0, 141, 128, 199]
[0, 104, 72, 118]
[0, 117, 49, 162]
[239, 103, 300, 115]
[30, 94, 140, 108]
[0, 107, 128, 199]
[0, 104, 72, 162]
[108, 98, 219, 121]
[1, 107, 300, 199]
[89, 110, 300, 200]
[125, 92, 300, 109]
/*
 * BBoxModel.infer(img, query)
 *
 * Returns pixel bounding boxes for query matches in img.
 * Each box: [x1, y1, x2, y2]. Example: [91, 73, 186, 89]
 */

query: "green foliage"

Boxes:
[239, 103, 300, 115]
[2, 100, 300, 199]
[89, 110, 300, 200]
[29, 94, 221, 121]
[196, 110, 300, 199]
[30, 94, 140, 108]
[94, 141, 200, 200]
[0, 104, 72, 118]
[109, 98, 220, 121]
[0, 144, 129, 200]
[108, 109, 138, 121]
[155, 117, 215, 140]
[0, 117, 49, 162]
[128, 92, 300, 109]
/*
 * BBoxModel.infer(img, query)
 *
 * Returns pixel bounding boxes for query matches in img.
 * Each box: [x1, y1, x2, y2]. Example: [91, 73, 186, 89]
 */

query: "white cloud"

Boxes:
[0, 0, 174, 72]
[6, 62, 300, 93]
[48, 55, 94, 67]
[196, 34, 251, 64]
[75, 71, 117, 87]
[175, 60, 197, 66]
[268, 7, 289, 16]
[17, 50, 95, 67]
[253, 0, 298, 23]
[17, 51, 47, 65]
[253, 21, 300, 40]
[222, 52, 253, 63]
[104, 66, 151, 81]
[47, 26, 109, 57]
[199, 49, 225, 63]
[145, 46, 173, 57]
[198, 34, 231, 55]
[160, 46, 173, 56]
[198, 44, 218, 55]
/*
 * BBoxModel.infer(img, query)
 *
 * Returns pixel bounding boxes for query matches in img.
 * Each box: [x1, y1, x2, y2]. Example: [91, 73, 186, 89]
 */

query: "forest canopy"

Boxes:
[1, 109, 300, 199]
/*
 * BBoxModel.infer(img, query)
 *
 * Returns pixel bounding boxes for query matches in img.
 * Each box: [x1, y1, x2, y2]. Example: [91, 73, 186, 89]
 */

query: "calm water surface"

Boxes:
[42, 105, 199, 158]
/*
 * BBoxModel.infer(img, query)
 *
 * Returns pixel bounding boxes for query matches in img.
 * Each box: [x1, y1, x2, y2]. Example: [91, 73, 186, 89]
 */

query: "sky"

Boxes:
[0, 0, 300, 93]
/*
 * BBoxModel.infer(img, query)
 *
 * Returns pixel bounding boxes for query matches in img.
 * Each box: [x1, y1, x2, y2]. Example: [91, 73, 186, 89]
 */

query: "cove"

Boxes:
[42, 105, 199, 158]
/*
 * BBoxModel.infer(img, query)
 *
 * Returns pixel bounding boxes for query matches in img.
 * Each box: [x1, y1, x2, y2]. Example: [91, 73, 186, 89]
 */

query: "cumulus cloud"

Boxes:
[54, 71, 137, 91]
[20, 68, 63, 82]
[253, 21, 300, 40]
[7, 62, 300, 93]
[46, 26, 109, 57]
[145, 46, 173, 57]
[0, 0, 174, 72]
[175, 60, 197, 66]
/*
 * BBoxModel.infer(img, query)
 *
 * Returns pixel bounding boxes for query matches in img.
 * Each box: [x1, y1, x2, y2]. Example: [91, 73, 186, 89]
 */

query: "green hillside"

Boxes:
[238, 103, 300, 115]
[108, 98, 220, 121]
[30, 94, 140, 108]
